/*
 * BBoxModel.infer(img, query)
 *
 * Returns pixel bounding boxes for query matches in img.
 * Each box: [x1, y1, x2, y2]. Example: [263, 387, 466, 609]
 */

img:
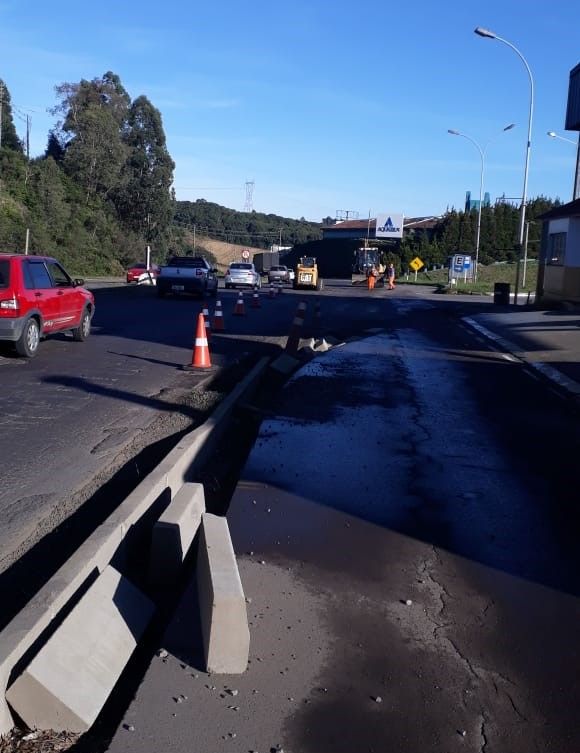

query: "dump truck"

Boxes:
[293, 256, 323, 290]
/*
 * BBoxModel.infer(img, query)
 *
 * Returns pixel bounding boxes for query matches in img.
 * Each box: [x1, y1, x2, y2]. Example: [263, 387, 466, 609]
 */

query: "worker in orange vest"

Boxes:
[387, 263, 396, 290]
[367, 266, 377, 290]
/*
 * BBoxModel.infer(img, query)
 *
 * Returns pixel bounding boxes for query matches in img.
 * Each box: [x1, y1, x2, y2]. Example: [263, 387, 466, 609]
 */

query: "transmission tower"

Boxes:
[244, 180, 255, 212]
[336, 209, 359, 221]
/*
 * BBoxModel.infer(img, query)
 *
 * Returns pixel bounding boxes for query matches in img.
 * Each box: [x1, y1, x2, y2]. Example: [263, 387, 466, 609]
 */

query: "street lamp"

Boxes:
[447, 123, 515, 282]
[547, 130, 577, 146]
[548, 130, 580, 200]
[475, 27, 534, 305]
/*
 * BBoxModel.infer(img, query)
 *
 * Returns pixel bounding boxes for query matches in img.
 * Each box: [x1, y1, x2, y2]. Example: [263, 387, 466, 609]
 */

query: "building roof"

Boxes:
[539, 198, 580, 220]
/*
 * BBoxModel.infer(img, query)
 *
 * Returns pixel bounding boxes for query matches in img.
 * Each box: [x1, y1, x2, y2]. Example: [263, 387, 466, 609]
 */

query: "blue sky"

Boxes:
[1, 0, 578, 222]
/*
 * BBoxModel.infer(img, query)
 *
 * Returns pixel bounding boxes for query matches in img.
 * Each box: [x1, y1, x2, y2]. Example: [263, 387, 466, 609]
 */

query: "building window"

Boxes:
[548, 233, 566, 265]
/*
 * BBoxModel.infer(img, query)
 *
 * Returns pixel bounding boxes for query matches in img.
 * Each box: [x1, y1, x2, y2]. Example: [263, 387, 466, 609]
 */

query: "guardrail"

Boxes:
[0, 357, 269, 736]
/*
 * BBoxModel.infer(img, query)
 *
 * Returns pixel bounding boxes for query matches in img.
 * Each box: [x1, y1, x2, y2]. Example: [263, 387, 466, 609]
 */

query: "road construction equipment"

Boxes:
[293, 257, 323, 291]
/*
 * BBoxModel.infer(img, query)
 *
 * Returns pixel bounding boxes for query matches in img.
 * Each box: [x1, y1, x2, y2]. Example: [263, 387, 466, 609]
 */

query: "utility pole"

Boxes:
[26, 114, 30, 159]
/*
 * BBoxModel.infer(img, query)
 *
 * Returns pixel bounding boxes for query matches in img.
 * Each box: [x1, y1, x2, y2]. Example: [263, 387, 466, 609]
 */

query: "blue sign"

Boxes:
[452, 254, 472, 274]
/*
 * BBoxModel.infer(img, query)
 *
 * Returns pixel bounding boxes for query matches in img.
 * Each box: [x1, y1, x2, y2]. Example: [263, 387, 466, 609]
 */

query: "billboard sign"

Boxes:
[375, 213, 404, 238]
[565, 62, 580, 131]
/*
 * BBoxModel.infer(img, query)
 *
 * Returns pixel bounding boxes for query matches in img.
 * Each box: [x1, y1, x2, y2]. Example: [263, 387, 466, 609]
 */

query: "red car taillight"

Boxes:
[0, 297, 19, 314]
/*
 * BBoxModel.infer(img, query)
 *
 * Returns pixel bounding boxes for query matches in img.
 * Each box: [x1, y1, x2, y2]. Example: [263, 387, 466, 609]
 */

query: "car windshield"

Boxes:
[271, 266, 286, 272]
[0, 260, 10, 288]
[301, 258, 315, 267]
[131, 263, 147, 269]
[230, 263, 252, 270]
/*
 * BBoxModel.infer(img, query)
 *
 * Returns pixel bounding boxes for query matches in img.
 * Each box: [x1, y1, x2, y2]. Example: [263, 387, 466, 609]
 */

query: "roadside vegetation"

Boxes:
[402, 259, 539, 294]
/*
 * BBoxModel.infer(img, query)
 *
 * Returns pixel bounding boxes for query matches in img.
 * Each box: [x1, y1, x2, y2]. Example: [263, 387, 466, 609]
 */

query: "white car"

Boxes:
[224, 262, 261, 289]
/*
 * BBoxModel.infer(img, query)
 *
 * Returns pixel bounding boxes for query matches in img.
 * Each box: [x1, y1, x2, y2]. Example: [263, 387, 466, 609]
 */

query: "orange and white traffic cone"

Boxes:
[285, 301, 307, 353]
[213, 299, 225, 331]
[202, 305, 211, 339]
[233, 291, 246, 316]
[251, 288, 261, 308]
[186, 313, 212, 369]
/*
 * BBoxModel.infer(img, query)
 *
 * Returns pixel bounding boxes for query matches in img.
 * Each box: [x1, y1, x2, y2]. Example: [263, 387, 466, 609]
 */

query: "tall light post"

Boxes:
[448, 123, 515, 282]
[475, 27, 534, 305]
[548, 131, 580, 200]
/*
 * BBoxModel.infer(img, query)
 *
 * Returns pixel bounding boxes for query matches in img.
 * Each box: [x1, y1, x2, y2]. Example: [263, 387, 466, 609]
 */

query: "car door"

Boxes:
[23, 259, 60, 332]
[45, 261, 80, 330]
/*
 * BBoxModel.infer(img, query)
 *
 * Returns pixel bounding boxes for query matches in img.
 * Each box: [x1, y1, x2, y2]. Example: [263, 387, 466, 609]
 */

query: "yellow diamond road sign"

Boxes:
[410, 256, 424, 272]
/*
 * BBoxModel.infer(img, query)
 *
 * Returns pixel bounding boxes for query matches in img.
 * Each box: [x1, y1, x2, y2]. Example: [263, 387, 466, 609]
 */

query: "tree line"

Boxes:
[398, 197, 558, 270]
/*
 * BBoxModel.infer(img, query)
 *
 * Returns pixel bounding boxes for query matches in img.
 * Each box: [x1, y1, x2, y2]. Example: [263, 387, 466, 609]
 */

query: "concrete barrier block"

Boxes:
[6, 566, 154, 733]
[197, 514, 249, 674]
[149, 482, 205, 586]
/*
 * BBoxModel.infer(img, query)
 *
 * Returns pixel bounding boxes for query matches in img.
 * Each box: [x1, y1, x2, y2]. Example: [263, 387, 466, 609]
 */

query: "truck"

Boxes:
[157, 256, 218, 298]
[252, 251, 279, 276]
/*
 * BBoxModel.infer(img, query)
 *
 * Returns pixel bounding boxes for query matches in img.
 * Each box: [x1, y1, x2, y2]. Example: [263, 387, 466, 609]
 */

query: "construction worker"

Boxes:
[367, 265, 377, 290]
[387, 263, 396, 290]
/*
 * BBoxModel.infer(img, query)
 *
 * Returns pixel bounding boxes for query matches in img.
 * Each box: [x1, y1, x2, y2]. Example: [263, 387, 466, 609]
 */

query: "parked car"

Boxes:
[224, 262, 261, 289]
[0, 253, 95, 358]
[157, 256, 218, 298]
[126, 262, 160, 283]
[268, 265, 291, 284]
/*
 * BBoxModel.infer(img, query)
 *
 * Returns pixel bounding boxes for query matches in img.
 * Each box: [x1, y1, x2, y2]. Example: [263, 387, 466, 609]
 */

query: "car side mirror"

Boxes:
[74, 278, 85, 286]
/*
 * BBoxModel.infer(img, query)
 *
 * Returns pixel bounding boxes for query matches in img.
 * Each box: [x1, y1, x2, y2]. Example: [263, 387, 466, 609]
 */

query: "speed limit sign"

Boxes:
[241, 249, 250, 260]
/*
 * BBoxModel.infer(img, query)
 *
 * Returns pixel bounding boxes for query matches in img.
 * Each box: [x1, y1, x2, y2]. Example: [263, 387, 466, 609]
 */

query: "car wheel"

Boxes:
[72, 307, 91, 342]
[15, 317, 40, 358]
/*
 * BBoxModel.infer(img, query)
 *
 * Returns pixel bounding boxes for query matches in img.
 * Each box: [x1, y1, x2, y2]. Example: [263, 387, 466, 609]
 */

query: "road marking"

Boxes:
[462, 316, 580, 399]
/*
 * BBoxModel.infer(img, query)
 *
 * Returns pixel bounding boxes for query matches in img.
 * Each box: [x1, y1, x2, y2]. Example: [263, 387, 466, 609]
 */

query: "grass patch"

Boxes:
[402, 261, 538, 294]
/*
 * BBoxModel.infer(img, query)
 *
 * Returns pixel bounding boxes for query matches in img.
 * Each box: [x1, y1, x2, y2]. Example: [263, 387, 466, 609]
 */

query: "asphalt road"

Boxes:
[0, 282, 298, 575]
[103, 285, 580, 753]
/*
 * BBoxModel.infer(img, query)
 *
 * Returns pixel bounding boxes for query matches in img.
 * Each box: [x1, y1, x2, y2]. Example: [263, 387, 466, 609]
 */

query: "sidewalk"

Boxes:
[461, 306, 580, 400]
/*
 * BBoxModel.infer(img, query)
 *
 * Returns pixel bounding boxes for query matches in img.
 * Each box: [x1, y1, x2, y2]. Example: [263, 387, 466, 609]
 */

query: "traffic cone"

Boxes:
[233, 291, 246, 316]
[269, 283, 276, 299]
[189, 313, 211, 368]
[213, 299, 225, 331]
[286, 301, 307, 353]
[251, 287, 261, 308]
[202, 305, 211, 339]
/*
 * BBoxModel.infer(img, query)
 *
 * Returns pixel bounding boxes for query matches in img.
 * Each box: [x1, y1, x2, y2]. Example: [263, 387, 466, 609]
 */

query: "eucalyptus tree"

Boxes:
[0, 78, 23, 153]
[51, 72, 130, 202]
[115, 95, 175, 240]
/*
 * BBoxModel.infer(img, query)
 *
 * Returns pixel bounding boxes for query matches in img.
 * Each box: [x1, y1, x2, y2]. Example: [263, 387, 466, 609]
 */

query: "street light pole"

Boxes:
[547, 131, 580, 201]
[448, 124, 515, 282]
[475, 27, 534, 305]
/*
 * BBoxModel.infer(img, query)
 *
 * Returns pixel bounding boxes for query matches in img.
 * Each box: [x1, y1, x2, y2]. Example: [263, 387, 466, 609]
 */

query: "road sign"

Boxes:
[452, 254, 472, 274]
[241, 249, 250, 260]
[409, 256, 424, 272]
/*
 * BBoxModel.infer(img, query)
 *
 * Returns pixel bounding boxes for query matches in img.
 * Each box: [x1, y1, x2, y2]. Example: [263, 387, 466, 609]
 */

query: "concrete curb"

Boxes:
[148, 483, 205, 587]
[462, 316, 580, 399]
[197, 514, 250, 674]
[0, 357, 269, 736]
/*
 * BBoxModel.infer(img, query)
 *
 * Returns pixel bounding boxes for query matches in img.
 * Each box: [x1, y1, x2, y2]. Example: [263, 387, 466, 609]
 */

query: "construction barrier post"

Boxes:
[285, 301, 307, 353]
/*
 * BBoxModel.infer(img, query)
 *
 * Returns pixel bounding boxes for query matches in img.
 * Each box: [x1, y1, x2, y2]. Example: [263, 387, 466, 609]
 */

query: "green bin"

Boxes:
[494, 282, 510, 305]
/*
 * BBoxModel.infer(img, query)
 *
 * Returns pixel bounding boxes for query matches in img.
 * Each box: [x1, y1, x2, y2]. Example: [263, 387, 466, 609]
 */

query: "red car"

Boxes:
[126, 262, 160, 283]
[0, 253, 95, 358]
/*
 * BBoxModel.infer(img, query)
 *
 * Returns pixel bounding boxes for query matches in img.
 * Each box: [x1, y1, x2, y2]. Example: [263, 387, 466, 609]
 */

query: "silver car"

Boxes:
[225, 262, 261, 289]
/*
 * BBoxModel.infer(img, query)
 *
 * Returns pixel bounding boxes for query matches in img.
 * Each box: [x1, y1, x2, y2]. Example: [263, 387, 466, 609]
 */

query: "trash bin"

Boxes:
[494, 282, 510, 305]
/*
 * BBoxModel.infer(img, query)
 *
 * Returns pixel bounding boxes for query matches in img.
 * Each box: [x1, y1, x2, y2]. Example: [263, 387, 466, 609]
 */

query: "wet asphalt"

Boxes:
[106, 287, 580, 753]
